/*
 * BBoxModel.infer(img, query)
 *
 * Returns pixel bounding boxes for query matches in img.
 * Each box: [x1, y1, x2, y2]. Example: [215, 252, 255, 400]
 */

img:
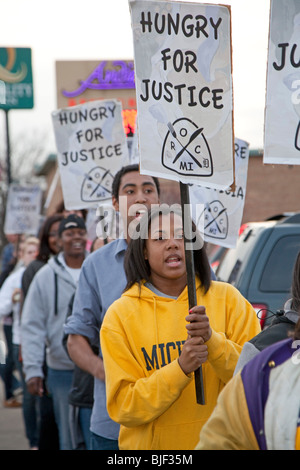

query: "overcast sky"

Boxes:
[0, 0, 270, 159]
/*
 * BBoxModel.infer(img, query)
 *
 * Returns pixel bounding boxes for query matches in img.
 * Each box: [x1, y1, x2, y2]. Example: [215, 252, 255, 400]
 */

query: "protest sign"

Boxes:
[264, 0, 300, 164]
[128, 119, 140, 164]
[190, 137, 249, 248]
[52, 99, 129, 210]
[129, 0, 234, 189]
[4, 184, 42, 235]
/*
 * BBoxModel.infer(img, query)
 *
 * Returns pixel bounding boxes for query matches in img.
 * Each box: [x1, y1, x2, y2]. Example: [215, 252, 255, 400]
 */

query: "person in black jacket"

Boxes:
[62, 237, 108, 450]
[234, 250, 300, 374]
[63, 293, 98, 450]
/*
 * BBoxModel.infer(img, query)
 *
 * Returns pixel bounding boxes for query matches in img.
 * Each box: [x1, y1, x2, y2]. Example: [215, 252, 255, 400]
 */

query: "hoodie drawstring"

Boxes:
[153, 296, 160, 369]
[54, 272, 58, 316]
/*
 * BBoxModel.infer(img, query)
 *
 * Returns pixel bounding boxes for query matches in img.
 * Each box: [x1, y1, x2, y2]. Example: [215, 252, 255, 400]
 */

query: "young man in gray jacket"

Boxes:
[21, 214, 88, 450]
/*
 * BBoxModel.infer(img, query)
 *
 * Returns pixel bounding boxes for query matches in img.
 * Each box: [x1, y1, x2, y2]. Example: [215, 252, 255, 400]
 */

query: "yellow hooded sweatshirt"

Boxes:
[100, 278, 260, 450]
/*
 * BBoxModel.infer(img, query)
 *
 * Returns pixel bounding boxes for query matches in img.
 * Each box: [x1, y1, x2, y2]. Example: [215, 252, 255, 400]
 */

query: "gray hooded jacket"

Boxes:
[21, 254, 81, 382]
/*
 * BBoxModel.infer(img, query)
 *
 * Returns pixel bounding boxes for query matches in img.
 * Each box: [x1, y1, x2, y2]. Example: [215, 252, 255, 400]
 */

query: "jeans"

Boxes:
[69, 405, 92, 450]
[90, 431, 119, 450]
[0, 324, 20, 399]
[79, 407, 92, 450]
[47, 367, 73, 450]
[13, 344, 39, 448]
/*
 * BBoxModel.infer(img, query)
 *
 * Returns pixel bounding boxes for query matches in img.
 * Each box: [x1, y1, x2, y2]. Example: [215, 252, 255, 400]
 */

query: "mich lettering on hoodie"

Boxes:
[142, 340, 186, 371]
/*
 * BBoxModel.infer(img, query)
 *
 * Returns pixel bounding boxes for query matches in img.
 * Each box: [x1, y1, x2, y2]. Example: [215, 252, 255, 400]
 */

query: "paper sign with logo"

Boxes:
[4, 184, 42, 235]
[264, 0, 300, 164]
[128, 119, 141, 164]
[189, 138, 249, 248]
[129, 0, 234, 189]
[52, 99, 130, 210]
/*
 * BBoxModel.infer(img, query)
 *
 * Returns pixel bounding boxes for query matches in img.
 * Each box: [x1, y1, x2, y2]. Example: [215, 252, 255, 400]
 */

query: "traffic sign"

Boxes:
[0, 47, 34, 109]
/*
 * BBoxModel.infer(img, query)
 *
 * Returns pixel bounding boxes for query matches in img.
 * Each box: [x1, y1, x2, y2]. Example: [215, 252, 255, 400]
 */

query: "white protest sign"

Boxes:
[86, 205, 120, 241]
[128, 119, 140, 164]
[4, 184, 42, 235]
[129, 0, 234, 189]
[52, 99, 130, 210]
[264, 0, 300, 164]
[189, 137, 249, 248]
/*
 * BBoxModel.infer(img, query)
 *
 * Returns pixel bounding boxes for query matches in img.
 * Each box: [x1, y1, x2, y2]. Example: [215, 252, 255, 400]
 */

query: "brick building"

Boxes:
[159, 148, 300, 224]
[35, 149, 300, 224]
[242, 149, 300, 223]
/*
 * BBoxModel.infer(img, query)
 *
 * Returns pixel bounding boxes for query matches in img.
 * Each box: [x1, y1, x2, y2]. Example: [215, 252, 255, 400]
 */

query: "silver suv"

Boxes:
[215, 214, 300, 328]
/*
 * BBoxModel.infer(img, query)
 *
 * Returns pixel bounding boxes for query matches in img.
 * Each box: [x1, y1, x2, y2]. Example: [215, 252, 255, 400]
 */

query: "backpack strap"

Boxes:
[54, 271, 58, 316]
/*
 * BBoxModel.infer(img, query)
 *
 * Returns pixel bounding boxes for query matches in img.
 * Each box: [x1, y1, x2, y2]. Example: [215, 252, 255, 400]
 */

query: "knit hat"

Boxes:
[58, 214, 86, 236]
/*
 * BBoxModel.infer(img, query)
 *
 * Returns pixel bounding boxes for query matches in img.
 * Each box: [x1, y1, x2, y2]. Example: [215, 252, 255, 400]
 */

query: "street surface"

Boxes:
[0, 325, 28, 450]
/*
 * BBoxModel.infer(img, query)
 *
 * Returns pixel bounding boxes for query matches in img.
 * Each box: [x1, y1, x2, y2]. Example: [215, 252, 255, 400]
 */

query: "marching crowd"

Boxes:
[0, 164, 300, 451]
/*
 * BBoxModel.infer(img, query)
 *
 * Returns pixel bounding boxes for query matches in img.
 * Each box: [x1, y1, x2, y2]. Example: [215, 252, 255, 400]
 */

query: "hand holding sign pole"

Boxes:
[170, 118, 205, 404]
[180, 182, 205, 405]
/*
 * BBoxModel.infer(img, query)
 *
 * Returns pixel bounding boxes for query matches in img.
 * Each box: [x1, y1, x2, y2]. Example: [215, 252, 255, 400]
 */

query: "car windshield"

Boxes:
[260, 235, 300, 292]
[216, 223, 273, 284]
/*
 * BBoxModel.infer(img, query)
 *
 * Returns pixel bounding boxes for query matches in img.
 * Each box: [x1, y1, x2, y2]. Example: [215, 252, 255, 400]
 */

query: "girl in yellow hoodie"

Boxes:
[100, 205, 260, 450]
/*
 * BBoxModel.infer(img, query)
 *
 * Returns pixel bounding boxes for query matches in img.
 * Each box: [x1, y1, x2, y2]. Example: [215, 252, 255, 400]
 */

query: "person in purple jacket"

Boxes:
[196, 251, 300, 450]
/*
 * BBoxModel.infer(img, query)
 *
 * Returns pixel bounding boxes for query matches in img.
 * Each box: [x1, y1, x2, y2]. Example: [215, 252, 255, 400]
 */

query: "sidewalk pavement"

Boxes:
[0, 325, 28, 450]
[0, 382, 29, 450]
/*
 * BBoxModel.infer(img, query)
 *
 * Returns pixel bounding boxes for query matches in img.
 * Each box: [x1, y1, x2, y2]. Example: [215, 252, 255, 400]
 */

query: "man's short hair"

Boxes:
[111, 164, 160, 201]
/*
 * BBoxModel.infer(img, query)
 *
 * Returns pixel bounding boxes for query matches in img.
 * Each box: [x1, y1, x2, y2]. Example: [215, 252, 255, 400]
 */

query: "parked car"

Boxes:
[207, 224, 249, 273]
[207, 245, 227, 273]
[215, 213, 300, 328]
